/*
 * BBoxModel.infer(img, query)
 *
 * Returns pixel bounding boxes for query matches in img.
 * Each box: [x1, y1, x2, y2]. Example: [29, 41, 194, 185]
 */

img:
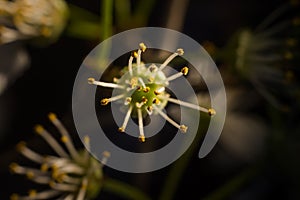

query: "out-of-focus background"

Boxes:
[1, 0, 299, 199]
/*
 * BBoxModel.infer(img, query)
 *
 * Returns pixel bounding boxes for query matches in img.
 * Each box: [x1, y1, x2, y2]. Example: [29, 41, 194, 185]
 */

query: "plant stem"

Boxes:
[158, 115, 209, 200]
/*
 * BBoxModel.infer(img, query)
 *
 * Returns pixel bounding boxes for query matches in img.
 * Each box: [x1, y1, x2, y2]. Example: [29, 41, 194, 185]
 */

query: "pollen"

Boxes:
[88, 42, 215, 141]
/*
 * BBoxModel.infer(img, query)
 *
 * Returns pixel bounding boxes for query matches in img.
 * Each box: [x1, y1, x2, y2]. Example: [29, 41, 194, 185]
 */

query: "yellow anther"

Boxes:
[84, 136, 90, 144]
[141, 96, 148, 103]
[148, 77, 154, 83]
[139, 135, 146, 142]
[103, 151, 111, 158]
[153, 98, 161, 105]
[133, 51, 138, 58]
[61, 136, 68, 143]
[176, 48, 184, 55]
[143, 87, 150, 93]
[48, 112, 57, 122]
[181, 67, 189, 75]
[28, 190, 37, 197]
[9, 163, 19, 173]
[118, 127, 125, 132]
[10, 193, 19, 200]
[26, 171, 34, 179]
[87, 78, 95, 84]
[180, 125, 188, 133]
[34, 124, 44, 134]
[40, 163, 49, 172]
[139, 43, 147, 52]
[16, 141, 26, 152]
[208, 108, 216, 116]
[101, 98, 109, 105]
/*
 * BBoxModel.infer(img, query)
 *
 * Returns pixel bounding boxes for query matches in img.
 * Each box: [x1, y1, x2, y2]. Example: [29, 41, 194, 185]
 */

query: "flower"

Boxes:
[0, 0, 69, 45]
[88, 43, 216, 142]
[219, 1, 300, 110]
[9, 113, 110, 200]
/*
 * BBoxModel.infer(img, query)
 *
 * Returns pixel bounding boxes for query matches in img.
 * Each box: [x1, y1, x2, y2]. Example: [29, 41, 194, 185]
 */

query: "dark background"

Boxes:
[1, 0, 299, 199]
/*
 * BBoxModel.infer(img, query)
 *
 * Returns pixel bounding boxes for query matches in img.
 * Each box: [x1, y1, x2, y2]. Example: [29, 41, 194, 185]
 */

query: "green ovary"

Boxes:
[130, 83, 161, 116]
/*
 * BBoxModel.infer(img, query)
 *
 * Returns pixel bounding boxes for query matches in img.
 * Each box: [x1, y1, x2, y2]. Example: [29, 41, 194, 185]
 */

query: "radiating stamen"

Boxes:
[118, 105, 133, 132]
[48, 113, 80, 162]
[166, 67, 189, 82]
[34, 125, 69, 158]
[147, 106, 153, 115]
[148, 64, 158, 72]
[49, 181, 78, 192]
[16, 142, 44, 164]
[124, 97, 132, 105]
[101, 151, 111, 165]
[159, 48, 184, 70]
[11, 190, 62, 200]
[137, 108, 145, 142]
[128, 56, 134, 76]
[88, 78, 125, 89]
[154, 87, 165, 95]
[159, 96, 215, 115]
[138, 77, 146, 88]
[76, 178, 88, 200]
[101, 94, 125, 105]
[83, 136, 90, 163]
[153, 105, 188, 133]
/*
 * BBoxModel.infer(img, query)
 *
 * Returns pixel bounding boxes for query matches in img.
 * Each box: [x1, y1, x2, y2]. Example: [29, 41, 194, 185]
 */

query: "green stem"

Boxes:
[103, 178, 152, 200]
[133, 0, 156, 26]
[101, 0, 113, 40]
[158, 115, 210, 200]
[115, 0, 131, 28]
[65, 3, 102, 40]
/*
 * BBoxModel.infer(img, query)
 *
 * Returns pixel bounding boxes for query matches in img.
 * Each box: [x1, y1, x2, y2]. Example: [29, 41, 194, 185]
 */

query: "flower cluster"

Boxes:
[10, 113, 110, 200]
[220, 1, 300, 109]
[88, 43, 216, 142]
[0, 0, 69, 44]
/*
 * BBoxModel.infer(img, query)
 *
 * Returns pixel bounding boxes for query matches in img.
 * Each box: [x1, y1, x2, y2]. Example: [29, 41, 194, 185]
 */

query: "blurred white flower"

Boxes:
[0, 0, 69, 45]
[10, 113, 110, 200]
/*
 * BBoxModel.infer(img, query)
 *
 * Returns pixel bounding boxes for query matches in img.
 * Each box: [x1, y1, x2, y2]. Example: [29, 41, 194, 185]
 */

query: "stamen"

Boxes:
[34, 125, 69, 158]
[101, 151, 111, 165]
[147, 106, 153, 115]
[88, 78, 125, 89]
[118, 105, 133, 132]
[148, 64, 158, 72]
[138, 78, 146, 88]
[153, 105, 188, 133]
[76, 178, 88, 200]
[49, 181, 78, 192]
[159, 96, 215, 114]
[128, 56, 134, 76]
[154, 87, 165, 95]
[124, 97, 132, 105]
[159, 48, 184, 70]
[166, 67, 189, 82]
[101, 94, 125, 105]
[139, 43, 147, 52]
[137, 108, 145, 142]
[28, 190, 62, 199]
[16, 142, 44, 164]
[48, 113, 80, 162]
[208, 108, 216, 116]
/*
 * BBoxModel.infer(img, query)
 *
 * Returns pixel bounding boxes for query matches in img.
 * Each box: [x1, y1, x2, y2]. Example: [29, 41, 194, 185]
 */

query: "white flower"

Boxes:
[0, 0, 69, 44]
[88, 43, 216, 142]
[10, 113, 110, 200]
